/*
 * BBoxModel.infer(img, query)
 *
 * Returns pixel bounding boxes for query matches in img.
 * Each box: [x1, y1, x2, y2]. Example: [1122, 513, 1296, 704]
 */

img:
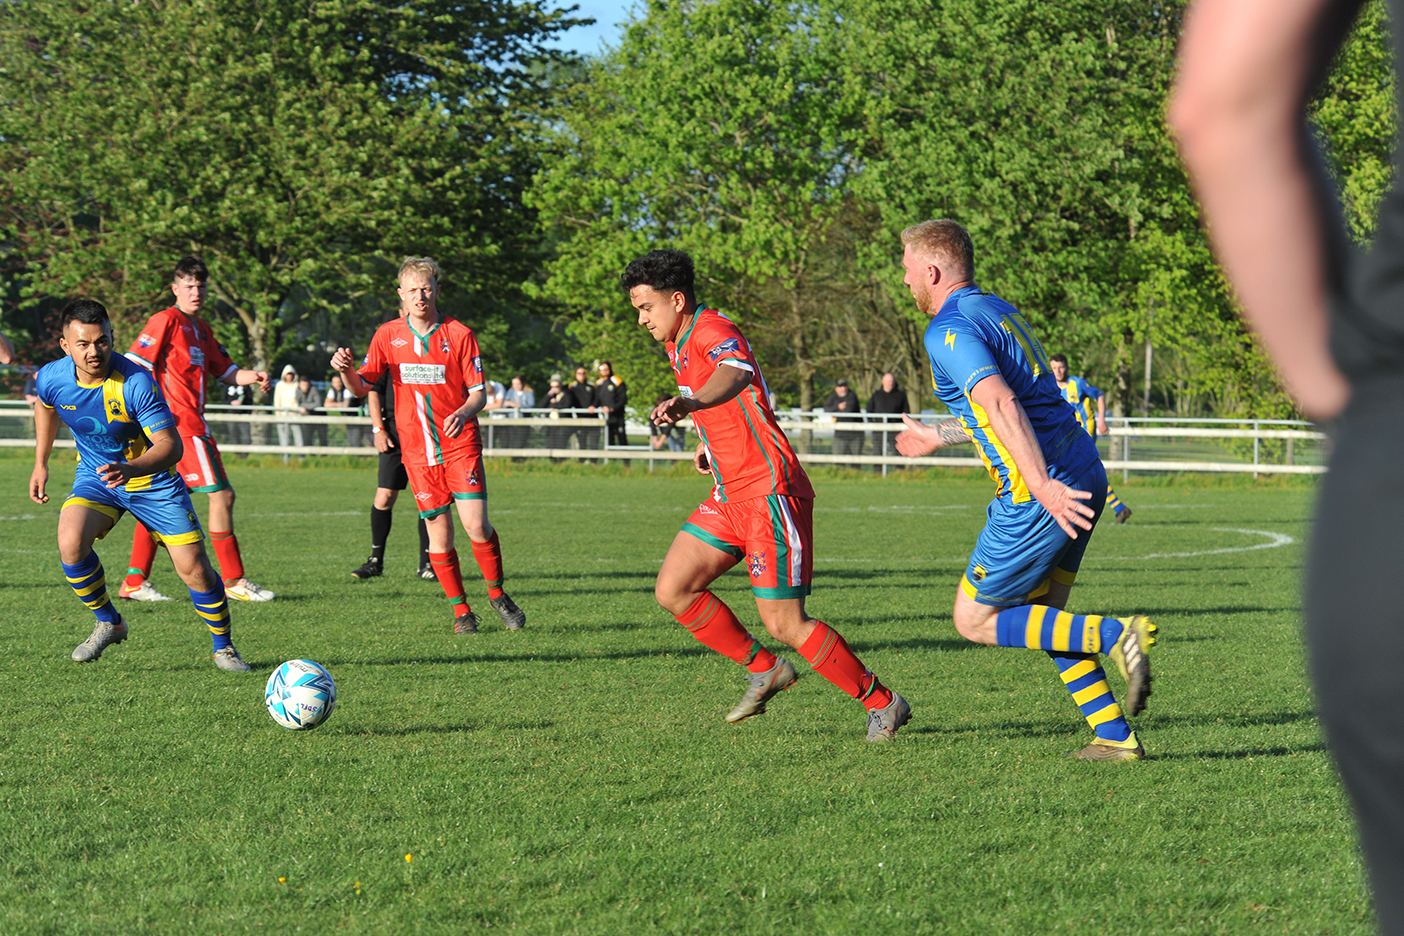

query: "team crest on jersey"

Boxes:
[681, 351, 689, 369]
[971, 564, 987, 582]
[707, 338, 742, 362]
[465, 469, 480, 488]
[441, 337, 452, 354]
[391, 338, 408, 348]
[186, 510, 198, 524]
[747, 551, 767, 579]
[138, 333, 155, 348]
[108, 400, 122, 416]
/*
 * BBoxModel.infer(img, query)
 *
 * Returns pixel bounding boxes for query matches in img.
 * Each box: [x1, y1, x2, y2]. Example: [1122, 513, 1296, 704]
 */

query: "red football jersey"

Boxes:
[667, 307, 812, 503]
[125, 306, 237, 438]
[357, 315, 486, 467]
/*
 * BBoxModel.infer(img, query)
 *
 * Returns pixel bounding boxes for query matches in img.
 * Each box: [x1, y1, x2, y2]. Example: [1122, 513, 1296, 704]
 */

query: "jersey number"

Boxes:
[1000, 313, 1050, 378]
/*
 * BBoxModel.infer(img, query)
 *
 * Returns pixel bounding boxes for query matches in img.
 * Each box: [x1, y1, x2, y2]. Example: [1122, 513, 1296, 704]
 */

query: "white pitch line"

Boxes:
[1096, 527, 1295, 560]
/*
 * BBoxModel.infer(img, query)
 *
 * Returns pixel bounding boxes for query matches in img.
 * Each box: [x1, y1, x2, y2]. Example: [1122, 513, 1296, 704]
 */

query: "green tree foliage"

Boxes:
[0, 0, 579, 378]
[536, 0, 1396, 422]
[528, 0, 868, 413]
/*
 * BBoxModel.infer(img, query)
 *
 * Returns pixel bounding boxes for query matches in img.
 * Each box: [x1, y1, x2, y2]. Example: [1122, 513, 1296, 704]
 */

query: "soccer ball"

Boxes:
[265, 660, 337, 730]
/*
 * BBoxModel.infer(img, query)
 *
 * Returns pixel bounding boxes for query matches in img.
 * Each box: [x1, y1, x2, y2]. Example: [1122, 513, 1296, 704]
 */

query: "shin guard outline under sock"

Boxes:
[210, 530, 245, 583]
[799, 621, 893, 710]
[674, 591, 776, 673]
[1048, 651, 1132, 742]
[995, 605, 1127, 654]
[471, 530, 506, 599]
[370, 507, 393, 563]
[429, 550, 470, 615]
[64, 551, 119, 624]
[189, 581, 233, 651]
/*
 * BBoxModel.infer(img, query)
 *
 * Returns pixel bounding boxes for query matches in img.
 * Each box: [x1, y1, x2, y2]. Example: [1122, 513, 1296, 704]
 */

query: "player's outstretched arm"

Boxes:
[330, 348, 370, 397]
[95, 427, 184, 489]
[652, 364, 752, 425]
[969, 373, 1094, 538]
[895, 414, 971, 457]
[29, 403, 58, 504]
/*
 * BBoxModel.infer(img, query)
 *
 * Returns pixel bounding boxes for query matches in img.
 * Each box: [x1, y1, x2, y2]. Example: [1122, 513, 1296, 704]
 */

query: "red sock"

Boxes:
[429, 550, 470, 616]
[800, 621, 893, 710]
[126, 524, 158, 588]
[210, 530, 244, 583]
[674, 591, 777, 673]
[470, 531, 505, 600]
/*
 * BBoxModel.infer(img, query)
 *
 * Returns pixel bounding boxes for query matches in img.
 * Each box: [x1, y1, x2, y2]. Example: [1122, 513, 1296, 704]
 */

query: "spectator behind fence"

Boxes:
[225, 382, 252, 448]
[569, 365, 599, 450]
[544, 372, 571, 453]
[824, 379, 863, 468]
[325, 374, 361, 447]
[297, 375, 325, 446]
[868, 371, 908, 468]
[273, 365, 303, 453]
[502, 374, 535, 450]
[596, 361, 628, 447]
[650, 391, 685, 452]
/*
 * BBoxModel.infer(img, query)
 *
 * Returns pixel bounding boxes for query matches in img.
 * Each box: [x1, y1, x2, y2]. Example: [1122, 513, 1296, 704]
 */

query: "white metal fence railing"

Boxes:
[0, 400, 1327, 476]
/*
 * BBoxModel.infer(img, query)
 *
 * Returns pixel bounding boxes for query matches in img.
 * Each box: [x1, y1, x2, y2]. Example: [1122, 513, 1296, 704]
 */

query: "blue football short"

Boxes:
[960, 459, 1108, 607]
[63, 465, 204, 546]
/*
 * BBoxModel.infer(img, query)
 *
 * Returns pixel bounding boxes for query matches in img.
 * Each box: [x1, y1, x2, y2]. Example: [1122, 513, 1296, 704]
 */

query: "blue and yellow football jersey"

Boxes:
[1059, 375, 1103, 437]
[35, 353, 180, 493]
[924, 286, 1099, 503]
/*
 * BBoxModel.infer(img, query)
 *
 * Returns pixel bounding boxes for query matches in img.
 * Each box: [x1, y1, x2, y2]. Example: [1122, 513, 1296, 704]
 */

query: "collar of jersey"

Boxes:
[674, 305, 709, 351]
[938, 285, 982, 317]
[406, 315, 442, 345]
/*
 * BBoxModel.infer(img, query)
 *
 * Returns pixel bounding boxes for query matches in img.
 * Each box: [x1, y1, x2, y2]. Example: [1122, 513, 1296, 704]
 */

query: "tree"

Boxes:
[528, 0, 868, 414]
[0, 0, 581, 379]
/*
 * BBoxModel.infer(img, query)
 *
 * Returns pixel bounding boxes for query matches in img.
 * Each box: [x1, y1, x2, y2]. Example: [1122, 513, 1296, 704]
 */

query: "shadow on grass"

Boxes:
[318, 646, 718, 668]
[1152, 743, 1326, 761]
[328, 721, 565, 737]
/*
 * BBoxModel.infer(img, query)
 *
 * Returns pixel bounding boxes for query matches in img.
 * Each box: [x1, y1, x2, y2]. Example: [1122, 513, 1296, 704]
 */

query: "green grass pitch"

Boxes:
[0, 458, 1371, 934]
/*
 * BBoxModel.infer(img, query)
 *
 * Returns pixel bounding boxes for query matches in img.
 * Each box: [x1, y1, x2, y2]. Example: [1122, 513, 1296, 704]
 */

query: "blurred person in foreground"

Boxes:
[1172, 1, 1400, 929]
[628, 248, 910, 740]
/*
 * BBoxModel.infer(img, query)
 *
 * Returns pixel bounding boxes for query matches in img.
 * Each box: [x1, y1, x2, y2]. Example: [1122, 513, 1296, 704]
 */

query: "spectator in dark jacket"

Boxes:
[569, 365, 599, 450]
[824, 379, 863, 467]
[868, 371, 908, 465]
[595, 361, 628, 447]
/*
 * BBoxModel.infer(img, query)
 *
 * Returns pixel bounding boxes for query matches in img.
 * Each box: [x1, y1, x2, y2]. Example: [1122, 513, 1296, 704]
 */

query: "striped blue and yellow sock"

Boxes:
[62, 551, 119, 624]
[995, 604, 1127, 654]
[1107, 488, 1127, 516]
[1049, 651, 1132, 742]
[189, 583, 232, 651]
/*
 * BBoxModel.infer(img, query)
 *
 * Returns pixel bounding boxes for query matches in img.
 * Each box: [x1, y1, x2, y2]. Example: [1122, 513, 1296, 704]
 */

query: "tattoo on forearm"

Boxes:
[937, 420, 971, 447]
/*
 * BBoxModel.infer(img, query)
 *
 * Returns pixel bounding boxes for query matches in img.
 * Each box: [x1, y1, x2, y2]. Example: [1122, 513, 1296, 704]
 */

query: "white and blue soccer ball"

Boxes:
[265, 660, 336, 730]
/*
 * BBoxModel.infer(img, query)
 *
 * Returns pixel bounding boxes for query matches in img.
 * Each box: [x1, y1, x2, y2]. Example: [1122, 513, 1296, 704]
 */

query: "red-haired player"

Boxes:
[626, 249, 910, 740]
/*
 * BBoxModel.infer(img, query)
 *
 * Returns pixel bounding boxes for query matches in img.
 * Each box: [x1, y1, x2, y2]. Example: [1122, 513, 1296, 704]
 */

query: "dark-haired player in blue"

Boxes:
[894, 220, 1157, 760]
[1049, 353, 1131, 523]
[28, 299, 250, 671]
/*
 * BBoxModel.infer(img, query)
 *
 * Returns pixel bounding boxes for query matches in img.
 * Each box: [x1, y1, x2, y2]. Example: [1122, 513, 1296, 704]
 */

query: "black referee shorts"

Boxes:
[377, 437, 410, 491]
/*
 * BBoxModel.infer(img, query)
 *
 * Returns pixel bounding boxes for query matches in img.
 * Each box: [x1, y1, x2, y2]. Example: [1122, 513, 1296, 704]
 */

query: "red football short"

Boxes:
[406, 450, 487, 518]
[176, 435, 230, 493]
[682, 494, 813, 599]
